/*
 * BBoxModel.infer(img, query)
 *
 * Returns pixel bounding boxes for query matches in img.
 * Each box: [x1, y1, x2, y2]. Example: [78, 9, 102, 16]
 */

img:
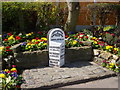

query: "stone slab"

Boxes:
[99, 51, 112, 60]
[21, 61, 116, 89]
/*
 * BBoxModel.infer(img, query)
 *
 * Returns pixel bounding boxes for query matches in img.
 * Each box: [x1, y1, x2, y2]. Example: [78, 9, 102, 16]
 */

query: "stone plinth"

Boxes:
[15, 46, 93, 69]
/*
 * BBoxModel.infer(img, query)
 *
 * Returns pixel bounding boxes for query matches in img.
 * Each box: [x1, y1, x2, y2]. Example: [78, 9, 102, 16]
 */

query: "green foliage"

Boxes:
[103, 25, 115, 31]
[2, 2, 66, 32]
[102, 32, 118, 45]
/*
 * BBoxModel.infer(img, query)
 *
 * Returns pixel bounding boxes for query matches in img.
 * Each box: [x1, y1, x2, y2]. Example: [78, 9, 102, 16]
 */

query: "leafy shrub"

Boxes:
[2, 2, 67, 32]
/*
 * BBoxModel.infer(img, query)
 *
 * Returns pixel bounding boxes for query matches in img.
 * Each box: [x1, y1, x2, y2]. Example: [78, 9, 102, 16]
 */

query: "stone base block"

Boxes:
[15, 46, 93, 69]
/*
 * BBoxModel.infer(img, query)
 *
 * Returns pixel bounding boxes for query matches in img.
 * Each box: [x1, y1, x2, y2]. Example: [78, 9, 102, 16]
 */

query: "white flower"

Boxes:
[4, 58, 8, 62]
[99, 37, 102, 40]
[80, 35, 84, 37]
[8, 55, 13, 60]
[6, 76, 11, 83]
[18, 33, 22, 36]
[0, 78, 2, 83]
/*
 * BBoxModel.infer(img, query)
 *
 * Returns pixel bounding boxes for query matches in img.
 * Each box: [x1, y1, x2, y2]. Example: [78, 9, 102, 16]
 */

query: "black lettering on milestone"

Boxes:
[51, 30, 63, 38]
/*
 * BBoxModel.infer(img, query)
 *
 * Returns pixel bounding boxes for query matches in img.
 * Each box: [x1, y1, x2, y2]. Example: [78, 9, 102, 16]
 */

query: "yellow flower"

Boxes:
[92, 37, 97, 40]
[0, 74, 6, 78]
[27, 43, 31, 45]
[4, 69, 9, 72]
[109, 63, 115, 66]
[37, 39, 41, 42]
[110, 46, 113, 48]
[72, 40, 77, 45]
[11, 68, 17, 71]
[93, 41, 97, 44]
[28, 46, 31, 49]
[8, 35, 15, 40]
[26, 33, 33, 36]
[106, 46, 110, 49]
[43, 43, 47, 46]
[32, 39, 36, 42]
[31, 44, 35, 46]
[31, 32, 33, 34]
[109, 65, 114, 68]
[100, 33, 102, 35]
[0, 46, 4, 51]
[106, 46, 113, 50]
[41, 37, 47, 41]
[114, 48, 119, 51]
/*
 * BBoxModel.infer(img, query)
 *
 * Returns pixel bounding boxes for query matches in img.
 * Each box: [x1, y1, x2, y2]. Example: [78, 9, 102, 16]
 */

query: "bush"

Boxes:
[2, 2, 66, 32]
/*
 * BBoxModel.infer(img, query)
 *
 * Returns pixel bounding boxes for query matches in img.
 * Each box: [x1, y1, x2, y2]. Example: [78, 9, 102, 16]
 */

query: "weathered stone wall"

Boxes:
[65, 46, 93, 63]
[14, 50, 48, 69]
[15, 46, 93, 69]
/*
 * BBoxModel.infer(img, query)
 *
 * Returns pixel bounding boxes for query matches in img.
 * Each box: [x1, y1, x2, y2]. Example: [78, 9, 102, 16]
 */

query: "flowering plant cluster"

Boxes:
[1, 31, 120, 54]
[2, 46, 13, 58]
[20, 37, 47, 51]
[90, 36, 120, 55]
[0, 65, 24, 89]
[65, 32, 91, 48]
[101, 60, 120, 72]
[2, 32, 23, 46]
[2, 32, 47, 47]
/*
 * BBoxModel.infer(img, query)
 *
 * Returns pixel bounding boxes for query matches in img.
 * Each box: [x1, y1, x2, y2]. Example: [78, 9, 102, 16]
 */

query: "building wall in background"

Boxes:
[59, 2, 119, 25]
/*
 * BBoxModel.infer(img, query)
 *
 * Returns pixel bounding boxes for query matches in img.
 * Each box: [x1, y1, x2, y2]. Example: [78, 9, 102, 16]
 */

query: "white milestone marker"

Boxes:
[47, 28, 65, 67]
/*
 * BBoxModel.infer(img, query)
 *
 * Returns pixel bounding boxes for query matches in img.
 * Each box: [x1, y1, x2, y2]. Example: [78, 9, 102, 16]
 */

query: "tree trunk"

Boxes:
[115, 9, 120, 36]
[64, 2, 80, 32]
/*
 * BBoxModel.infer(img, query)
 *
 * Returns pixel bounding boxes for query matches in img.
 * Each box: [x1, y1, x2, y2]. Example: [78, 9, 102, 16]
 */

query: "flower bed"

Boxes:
[0, 65, 24, 89]
[1, 29, 120, 89]
[1, 31, 120, 69]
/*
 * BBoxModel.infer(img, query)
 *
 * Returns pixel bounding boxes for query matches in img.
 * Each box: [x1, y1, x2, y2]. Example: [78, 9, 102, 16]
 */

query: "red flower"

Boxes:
[97, 42, 100, 44]
[4, 39, 8, 41]
[7, 71, 11, 73]
[85, 36, 88, 39]
[12, 70, 17, 73]
[111, 33, 115, 36]
[8, 33, 12, 36]
[16, 85, 20, 88]
[80, 41, 83, 44]
[74, 36, 77, 38]
[101, 41, 105, 44]
[79, 33, 84, 35]
[6, 46, 11, 49]
[106, 62, 109, 64]
[12, 65, 16, 68]
[6, 49, 12, 52]
[36, 37, 39, 40]
[116, 64, 119, 66]
[40, 40, 44, 42]
[79, 37, 83, 39]
[65, 35, 69, 38]
[106, 32, 109, 34]
[16, 36, 21, 40]
[35, 42, 39, 44]
[38, 32, 42, 35]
